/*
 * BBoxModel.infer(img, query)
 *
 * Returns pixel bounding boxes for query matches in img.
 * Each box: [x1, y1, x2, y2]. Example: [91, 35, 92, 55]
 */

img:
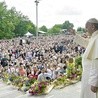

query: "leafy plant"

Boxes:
[29, 81, 50, 95]
[75, 56, 82, 68]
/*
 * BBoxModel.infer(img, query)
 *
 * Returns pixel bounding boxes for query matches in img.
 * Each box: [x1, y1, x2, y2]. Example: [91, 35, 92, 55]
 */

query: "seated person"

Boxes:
[37, 67, 52, 82]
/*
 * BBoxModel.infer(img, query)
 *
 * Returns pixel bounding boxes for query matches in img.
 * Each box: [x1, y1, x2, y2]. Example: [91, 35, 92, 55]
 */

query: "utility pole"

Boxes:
[35, 0, 39, 41]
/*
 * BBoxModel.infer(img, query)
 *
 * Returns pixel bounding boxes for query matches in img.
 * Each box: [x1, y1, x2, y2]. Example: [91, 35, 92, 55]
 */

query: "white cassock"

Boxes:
[74, 31, 98, 98]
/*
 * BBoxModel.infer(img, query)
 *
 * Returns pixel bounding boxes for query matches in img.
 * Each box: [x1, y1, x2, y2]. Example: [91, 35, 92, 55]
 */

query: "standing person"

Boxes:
[80, 18, 98, 98]
[71, 18, 98, 98]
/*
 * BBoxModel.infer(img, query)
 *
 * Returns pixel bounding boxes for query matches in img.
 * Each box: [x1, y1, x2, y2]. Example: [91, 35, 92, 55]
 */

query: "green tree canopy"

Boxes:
[62, 21, 74, 30]
[48, 24, 62, 35]
[0, 2, 36, 39]
[39, 25, 48, 32]
[77, 27, 86, 34]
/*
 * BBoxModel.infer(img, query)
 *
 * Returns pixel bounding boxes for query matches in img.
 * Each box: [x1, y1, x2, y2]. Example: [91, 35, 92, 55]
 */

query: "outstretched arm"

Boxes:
[73, 34, 89, 48]
[69, 29, 89, 48]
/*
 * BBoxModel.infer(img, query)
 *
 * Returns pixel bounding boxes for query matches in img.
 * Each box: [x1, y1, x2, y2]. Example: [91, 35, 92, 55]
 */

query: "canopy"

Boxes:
[24, 32, 33, 37]
[38, 31, 47, 34]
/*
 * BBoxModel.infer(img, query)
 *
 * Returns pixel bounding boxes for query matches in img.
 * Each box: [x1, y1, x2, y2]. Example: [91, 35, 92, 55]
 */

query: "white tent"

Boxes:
[24, 32, 33, 37]
[38, 31, 47, 34]
[38, 31, 47, 36]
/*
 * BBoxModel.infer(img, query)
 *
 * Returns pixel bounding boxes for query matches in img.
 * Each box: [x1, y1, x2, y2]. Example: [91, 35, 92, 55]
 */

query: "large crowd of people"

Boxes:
[0, 34, 85, 82]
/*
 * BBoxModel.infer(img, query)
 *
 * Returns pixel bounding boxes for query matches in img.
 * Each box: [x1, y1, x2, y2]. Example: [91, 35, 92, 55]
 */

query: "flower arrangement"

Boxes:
[21, 77, 37, 92]
[29, 81, 54, 95]
[2, 72, 9, 83]
[12, 76, 24, 89]
[9, 74, 17, 82]
[53, 56, 82, 89]
[75, 56, 82, 68]
[53, 75, 72, 89]
[66, 57, 82, 81]
[12, 76, 36, 91]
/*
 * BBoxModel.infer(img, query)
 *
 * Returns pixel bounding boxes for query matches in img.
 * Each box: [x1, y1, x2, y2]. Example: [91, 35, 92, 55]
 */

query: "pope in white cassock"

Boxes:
[74, 18, 98, 98]
[81, 18, 98, 98]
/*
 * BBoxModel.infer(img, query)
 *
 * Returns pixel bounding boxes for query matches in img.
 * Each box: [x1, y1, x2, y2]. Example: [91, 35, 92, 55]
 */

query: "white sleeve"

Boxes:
[89, 59, 98, 87]
[74, 34, 89, 48]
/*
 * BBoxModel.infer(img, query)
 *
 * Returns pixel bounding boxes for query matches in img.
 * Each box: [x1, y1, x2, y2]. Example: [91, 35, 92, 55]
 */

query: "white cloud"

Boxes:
[57, 6, 82, 15]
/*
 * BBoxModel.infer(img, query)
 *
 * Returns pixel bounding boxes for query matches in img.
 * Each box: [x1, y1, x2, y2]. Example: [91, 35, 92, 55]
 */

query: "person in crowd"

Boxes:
[19, 64, 26, 76]
[1, 55, 8, 67]
[37, 66, 52, 82]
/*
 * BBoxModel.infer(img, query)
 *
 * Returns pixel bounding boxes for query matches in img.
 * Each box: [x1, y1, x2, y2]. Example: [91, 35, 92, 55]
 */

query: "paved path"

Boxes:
[0, 79, 81, 98]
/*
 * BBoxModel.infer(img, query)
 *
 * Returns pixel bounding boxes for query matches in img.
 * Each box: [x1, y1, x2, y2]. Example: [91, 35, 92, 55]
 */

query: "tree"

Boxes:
[48, 24, 62, 35]
[0, 2, 36, 39]
[27, 21, 36, 36]
[62, 21, 74, 30]
[77, 27, 86, 34]
[14, 16, 36, 37]
[0, 2, 15, 39]
[39, 25, 48, 32]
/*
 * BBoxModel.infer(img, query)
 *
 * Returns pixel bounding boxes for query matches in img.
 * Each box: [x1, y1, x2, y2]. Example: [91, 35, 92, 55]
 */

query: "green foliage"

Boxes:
[13, 12, 36, 37]
[62, 21, 74, 30]
[77, 27, 86, 34]
[29, 81, 50, 95]
[0, 2, 36, 39]
[28, 21, 36, 35]
[25, 78, 36, 87]
[66, 56, 82, 80]
[9, 74, 17, 82]
[66, 63, 76, 78]
[39, 25, 48, 32]
[75, 56, 82, 67]
[47, 22, 74, 35]
[48, 24, 62, 35]
[75, 56, 82, 79]
[2, 72, 9, 82]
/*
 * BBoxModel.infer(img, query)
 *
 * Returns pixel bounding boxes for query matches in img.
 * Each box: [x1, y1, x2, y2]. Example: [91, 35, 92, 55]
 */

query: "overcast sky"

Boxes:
[0, 0, 98, 29]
